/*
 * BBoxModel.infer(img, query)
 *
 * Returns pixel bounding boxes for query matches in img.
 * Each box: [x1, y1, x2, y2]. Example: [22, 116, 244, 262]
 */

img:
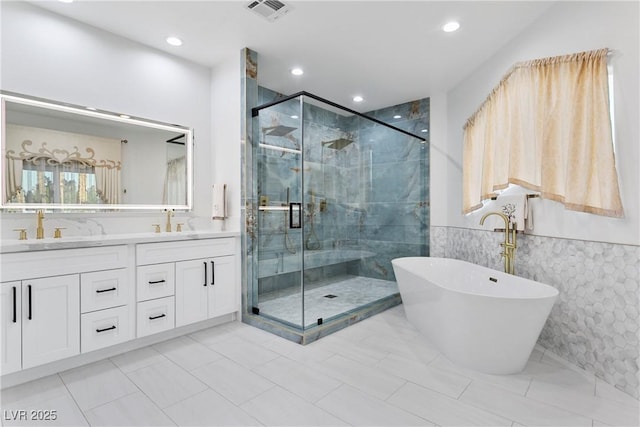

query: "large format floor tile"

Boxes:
[83, 391, 174, 426]
[125, 359, 207, 408]
[252, 356, 342, 403]
[388, 382, 512, 427]
[59, 359, 138, 411]
[314, 354, 407, 400]
[316, 384, 432, 426]
[2, 392, 89, 427]
[1, 306, 636, 427]
[109, 346, 167, 373]
[190, 357, 275, 405]
[163, 389, 261, 426]
[460, 380, 594, 426]
[239, 386, 347, 426]
[152, 335, 223, 371]
[206, 336, 279, 369]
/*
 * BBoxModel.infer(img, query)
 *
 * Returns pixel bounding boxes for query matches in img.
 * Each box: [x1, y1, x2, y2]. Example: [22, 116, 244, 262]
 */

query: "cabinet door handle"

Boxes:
[27, 284, 32, 320]
[203, 261, 208, 286]
[96, 287, 117, 294]
[12, 286, 17, 323]
[96, 325, 116, 333]
[211, 261, 215, 286]
[149, 313, 166, 320]
[148, 279, 166, 285]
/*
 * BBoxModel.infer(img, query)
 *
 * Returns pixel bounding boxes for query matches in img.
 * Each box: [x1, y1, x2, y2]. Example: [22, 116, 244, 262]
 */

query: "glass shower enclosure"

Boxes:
[247, 92, 428, 342]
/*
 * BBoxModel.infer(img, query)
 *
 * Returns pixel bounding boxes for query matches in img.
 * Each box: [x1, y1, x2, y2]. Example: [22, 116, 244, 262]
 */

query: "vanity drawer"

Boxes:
[136, 238, 235, 265]
[137, 296, 175, 338]
[81, 305, 131, 353]
[136, 264, 175, 302]
[81, 269, 129, 313]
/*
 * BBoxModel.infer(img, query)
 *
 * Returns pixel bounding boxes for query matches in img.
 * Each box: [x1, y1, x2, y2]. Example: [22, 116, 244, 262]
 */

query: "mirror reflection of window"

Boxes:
[20, 160, 102, 204]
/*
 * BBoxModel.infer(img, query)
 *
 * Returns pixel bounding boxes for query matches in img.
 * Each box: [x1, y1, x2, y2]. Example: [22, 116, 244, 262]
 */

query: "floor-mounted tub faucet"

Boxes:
[480, 211, 517, 274]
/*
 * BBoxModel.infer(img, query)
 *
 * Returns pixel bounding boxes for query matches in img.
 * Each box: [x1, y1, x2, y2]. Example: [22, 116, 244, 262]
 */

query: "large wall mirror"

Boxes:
[1, 92, 193, 211]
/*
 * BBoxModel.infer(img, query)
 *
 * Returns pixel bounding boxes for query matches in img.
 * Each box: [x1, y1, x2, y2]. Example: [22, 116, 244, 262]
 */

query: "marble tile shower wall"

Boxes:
[255, 89, 429, 293]
[431, 225, 640, 398]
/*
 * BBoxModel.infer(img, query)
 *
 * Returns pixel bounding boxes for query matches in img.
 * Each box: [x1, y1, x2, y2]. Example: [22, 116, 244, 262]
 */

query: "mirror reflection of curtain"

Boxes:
[163, 156, 186, 205]
[5, 156, 24, 202]
[95, 162, 121, 204]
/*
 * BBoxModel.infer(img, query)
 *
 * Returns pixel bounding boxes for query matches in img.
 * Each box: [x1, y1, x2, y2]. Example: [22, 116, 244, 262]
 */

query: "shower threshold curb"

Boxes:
[242, 294, 402, 345]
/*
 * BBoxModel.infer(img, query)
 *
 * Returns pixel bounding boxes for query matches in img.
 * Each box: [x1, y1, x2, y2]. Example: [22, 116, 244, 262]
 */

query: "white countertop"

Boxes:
[0, 230, 240, 253]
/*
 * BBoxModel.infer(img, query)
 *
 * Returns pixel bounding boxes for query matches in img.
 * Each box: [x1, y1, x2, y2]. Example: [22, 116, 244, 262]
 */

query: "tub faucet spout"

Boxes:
[480, 211, 517, 274]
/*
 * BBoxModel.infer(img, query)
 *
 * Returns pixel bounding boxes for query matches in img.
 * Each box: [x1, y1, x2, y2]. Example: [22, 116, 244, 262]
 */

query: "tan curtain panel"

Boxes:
[463, 48, 624, 218]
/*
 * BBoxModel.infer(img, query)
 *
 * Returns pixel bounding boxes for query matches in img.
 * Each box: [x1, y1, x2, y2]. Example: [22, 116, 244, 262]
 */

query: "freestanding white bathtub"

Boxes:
[392, 257, 558, 374]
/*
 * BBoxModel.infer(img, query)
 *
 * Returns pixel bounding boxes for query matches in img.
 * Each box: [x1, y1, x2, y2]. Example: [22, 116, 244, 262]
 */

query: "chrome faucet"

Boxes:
[480, 211, 517, 274]
[165, 210, 174, 232]
[36, 210, 45, 240]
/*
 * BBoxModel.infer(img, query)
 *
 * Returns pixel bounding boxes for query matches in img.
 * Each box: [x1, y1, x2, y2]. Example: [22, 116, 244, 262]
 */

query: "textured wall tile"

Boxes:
[432, 225, 640, 398]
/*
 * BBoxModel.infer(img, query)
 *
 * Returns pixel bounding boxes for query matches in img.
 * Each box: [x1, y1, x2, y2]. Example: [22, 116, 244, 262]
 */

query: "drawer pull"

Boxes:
[28, 284, 32, 320]
[203, 262, 207, 286]
[96, 325, 116, 333]
[148, 279, 166, 285]
[12, 286, 17, 323]
[96, 287, 117, 294]
[149, 313, 166, 320]
[211, 261, 215, 285]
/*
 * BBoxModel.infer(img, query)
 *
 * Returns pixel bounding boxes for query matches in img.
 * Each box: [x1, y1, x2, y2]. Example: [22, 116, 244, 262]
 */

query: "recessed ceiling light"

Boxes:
[443, 21, 460, 32]
[291, 115, 299, 119]
[290, 68, 304, 76]
[166, 36, 183, 47]
[353, 96, 364, 103]
[393, 115, 402, 119]
[421, 129, 428, 133]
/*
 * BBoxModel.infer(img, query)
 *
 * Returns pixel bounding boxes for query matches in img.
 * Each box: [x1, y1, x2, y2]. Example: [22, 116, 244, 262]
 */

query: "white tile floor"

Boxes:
[2, 305, 638, 427]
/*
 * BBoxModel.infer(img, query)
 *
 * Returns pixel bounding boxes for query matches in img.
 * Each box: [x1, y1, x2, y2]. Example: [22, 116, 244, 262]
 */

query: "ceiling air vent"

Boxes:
[246, 0, 292, 22]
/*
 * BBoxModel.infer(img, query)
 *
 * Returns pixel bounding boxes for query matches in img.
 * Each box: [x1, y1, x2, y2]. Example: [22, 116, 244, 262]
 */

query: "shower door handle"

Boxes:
[289, 202, 301, 229]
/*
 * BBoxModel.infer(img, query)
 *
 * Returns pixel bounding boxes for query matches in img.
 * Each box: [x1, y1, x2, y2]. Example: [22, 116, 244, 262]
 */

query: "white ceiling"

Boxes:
[29, 0, 556, 112]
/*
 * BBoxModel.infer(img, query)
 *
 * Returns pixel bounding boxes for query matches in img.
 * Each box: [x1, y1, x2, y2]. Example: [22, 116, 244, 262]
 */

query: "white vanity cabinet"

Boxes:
[1, 275, 80, 373]
[136, 238, 237, 330]
[1, 233, 239, 387]
[0, 245, 129, 374]
[1, 281, 22, 375]
[175, 255, 235, 327]
[22, 275, 80, 369]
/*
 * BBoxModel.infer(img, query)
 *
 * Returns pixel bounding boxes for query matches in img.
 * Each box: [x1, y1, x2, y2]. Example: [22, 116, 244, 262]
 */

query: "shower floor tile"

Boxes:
[257, 276, 399, 327]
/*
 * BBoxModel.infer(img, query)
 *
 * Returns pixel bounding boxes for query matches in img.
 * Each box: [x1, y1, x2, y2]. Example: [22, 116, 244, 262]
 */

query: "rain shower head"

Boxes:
[322, 138, 354, 150]
[263, 125, 297, 137]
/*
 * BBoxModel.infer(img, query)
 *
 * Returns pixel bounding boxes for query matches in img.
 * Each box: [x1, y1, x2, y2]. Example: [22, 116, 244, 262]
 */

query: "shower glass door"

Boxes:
[250, 91, 427, 336]
[253, 96, 305, 328]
